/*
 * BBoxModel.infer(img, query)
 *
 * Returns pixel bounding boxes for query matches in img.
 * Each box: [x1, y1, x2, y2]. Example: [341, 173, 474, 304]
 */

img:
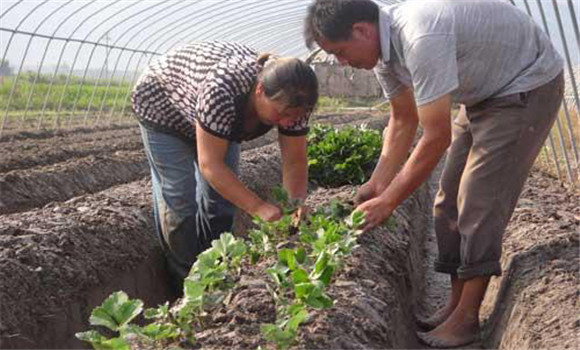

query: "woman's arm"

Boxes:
[196, 123, 281, 221]
[278, 134, 308, 201]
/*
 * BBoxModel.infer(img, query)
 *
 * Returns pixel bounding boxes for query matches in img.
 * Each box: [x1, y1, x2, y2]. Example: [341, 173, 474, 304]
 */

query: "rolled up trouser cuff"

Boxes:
[457, 260, 502, 280]
[434, 261, 460, 275]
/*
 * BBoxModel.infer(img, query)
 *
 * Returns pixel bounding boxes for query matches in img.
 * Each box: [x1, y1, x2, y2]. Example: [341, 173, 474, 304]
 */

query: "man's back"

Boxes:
[379, 0, 563, 106]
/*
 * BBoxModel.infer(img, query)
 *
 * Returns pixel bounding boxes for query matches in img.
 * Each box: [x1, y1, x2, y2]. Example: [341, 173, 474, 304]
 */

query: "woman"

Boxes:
[131, 41, 318, 290]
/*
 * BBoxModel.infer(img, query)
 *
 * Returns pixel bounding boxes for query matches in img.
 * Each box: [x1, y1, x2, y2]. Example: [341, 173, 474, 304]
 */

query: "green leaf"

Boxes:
[272, 186, 289, 205]
[76, 330, 106, 344]
[75, 331, 129, 350]
[89, 308, 118, 332]
[314, 265, 335, 286]
[305, 292, 334, 309]
[295, 248, 307, 264]
[89, 291, 143, 331]
[292, 269, 309, 284]
[287, 303, 306, 317]
[266, 267, 286, 287]
[141, 323, 180, 340]
[260, 324, 296, 350]
[260, 323, 279, 338]
[314, 252, 330, 275]
[194, 248, 220, 271]
[250, 251, 260, 264]
[294, 282, 314, 299]
[299, 229, 316, 244]
[286, 309, 309, 332]
[346, 210, 365, 229]
[144, 303, 169, 319]
[307, 124, 382, 187]
[229, 240, 247, 259]
[184, 279, 205, 304]
[278, 249, 296, 271]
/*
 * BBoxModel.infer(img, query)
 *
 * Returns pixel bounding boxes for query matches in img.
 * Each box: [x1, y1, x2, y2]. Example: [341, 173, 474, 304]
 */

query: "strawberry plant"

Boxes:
[307, 124, 382, 187]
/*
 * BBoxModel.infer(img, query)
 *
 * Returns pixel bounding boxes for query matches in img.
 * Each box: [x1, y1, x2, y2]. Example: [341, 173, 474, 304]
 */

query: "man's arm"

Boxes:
[196, 123, 281, 221]
[278, 134, 308, 201]
[356, 93, 452, 230]
[355, 87, 419, 203]
[372, 87, 420, 191]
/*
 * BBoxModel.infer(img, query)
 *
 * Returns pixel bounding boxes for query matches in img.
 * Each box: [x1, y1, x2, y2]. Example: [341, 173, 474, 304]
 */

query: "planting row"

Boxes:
[0, 124, 142, 173]
[0, 112, 384, 173]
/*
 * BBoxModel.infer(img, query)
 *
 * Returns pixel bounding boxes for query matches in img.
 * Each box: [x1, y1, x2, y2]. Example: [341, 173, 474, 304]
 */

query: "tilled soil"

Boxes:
[0, 115, 577, 350]
[480, 170, 579, 350]
[0, 125, 144, 173]
[0, 143, 286, 349]
[418, 163, 579, 350]
[0, 151, 149, 214]
[0, 180, 160, 349]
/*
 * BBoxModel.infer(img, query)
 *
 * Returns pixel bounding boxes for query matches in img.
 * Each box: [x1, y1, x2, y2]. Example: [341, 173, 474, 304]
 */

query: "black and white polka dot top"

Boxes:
[131, 41, 310, 143]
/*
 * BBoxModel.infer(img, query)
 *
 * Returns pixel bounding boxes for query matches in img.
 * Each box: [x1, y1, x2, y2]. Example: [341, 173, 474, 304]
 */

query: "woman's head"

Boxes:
[253, 54, 318, 128]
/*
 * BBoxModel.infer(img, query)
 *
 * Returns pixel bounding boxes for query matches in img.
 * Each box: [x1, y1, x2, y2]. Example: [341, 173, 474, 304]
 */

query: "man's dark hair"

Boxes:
[304, 0, 379, 49]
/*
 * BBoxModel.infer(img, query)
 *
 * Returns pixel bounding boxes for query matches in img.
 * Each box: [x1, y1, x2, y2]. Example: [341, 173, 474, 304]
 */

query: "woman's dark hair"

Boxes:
[304, 0, 379, 49]
[257, 53, 319, 113]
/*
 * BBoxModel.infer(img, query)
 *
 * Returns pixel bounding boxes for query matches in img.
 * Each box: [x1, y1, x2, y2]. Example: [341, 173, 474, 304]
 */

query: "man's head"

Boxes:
[304, 0, 381, 69]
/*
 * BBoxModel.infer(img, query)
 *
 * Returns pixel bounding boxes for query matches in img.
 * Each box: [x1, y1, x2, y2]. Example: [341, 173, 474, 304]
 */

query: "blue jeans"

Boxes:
[139, 124, 240, 284]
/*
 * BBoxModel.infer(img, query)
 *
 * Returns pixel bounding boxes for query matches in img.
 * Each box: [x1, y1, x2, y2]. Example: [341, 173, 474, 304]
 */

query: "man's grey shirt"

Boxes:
[375, 0, 564, 107]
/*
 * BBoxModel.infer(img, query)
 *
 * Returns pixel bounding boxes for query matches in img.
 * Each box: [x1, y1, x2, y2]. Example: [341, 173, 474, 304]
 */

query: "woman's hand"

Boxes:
[255, 202, 283, 222]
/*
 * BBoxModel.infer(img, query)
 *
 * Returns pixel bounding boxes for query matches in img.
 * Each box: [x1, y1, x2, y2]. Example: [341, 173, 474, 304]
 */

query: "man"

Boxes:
[304, 0, 564, 348]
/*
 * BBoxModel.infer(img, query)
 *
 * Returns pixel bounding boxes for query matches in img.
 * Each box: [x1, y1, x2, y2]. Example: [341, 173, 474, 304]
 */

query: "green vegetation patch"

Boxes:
[307, 124, 382, 187]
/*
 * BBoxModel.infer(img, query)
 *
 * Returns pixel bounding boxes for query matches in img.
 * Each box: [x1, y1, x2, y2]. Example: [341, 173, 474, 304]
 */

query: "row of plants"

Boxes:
[77, 193, 365, 350]
[76, 124, 385, 349]
[0, 75, 132, 111]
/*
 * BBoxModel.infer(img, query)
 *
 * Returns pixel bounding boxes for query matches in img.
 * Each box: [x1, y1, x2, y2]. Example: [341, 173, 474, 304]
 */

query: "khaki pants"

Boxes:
[433, 72, 564, 280]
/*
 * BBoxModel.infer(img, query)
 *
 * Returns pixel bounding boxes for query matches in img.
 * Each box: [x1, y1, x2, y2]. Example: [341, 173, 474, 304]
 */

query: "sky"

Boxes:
[0, 0, 578, 78]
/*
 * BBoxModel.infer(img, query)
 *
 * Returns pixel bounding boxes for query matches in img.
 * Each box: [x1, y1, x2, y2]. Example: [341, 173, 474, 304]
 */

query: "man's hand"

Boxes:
[295, 204, 311, 221]
[290, 204, 311, 233]
[255, 202, 282, 222]
[354, 197, 394, 231]
[354, 181, 380, 206]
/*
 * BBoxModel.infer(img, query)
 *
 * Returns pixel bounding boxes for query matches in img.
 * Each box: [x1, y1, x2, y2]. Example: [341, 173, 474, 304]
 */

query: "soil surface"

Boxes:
[1, 115, 578, 350]
[480, 169, 579, 350]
